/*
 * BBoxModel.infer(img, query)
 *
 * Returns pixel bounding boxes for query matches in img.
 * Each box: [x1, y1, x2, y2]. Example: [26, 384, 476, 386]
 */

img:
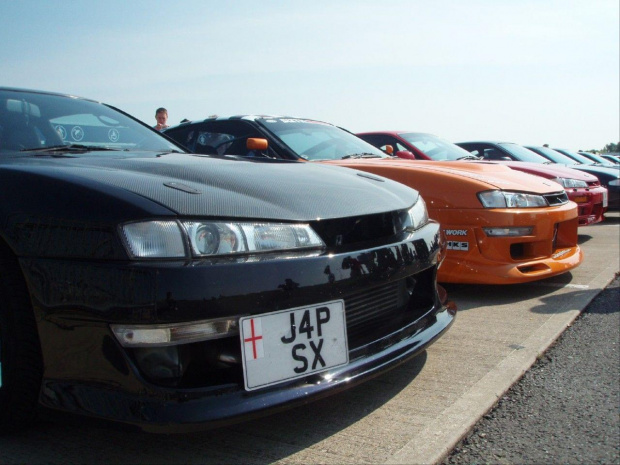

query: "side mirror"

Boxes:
[395, 150, 416, 160]
[384, 145, 394, 155]
[247, 138, 268, 150]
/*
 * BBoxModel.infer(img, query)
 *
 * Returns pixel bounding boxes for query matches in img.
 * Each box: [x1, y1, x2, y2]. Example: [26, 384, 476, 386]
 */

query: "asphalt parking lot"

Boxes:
[1, 212, 618, 465]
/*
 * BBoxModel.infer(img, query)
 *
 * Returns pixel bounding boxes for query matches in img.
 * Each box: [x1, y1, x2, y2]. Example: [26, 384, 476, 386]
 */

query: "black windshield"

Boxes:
[0, 89, 184, 156]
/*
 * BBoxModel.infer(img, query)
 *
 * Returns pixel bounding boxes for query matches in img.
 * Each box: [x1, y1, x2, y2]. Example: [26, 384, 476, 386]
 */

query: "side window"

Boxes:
[360, 134, 402, 155]
[460, 144, 489, 159]
[357, 134, 384, 147]
[189, 121, 265, 156]
[379, 141, 409, 154]
[380, 136, 406, 153]
[483, 148, 512, 160]
[195, 131, 235, 155]
[164, 126, 194, 151]
[394, 142, 410, 152]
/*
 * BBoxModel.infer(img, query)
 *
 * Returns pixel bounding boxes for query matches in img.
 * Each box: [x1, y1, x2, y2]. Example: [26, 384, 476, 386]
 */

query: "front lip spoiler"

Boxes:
[40, 306, 455, 433]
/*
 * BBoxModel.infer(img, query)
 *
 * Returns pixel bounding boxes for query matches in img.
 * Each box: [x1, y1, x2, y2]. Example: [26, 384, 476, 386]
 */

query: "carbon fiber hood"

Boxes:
[13, 153, 418, 220]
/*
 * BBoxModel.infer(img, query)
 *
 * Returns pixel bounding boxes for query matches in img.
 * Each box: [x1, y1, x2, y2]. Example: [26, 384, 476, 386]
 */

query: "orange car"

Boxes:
[164, 117, 582, 284]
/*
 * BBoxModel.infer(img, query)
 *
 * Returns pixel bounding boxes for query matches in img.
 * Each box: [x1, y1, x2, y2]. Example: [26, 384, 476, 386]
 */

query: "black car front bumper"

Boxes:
[21, 221, 454, 432]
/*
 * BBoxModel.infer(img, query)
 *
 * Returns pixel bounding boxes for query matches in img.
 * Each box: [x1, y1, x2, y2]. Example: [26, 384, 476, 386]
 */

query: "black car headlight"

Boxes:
[403, 197, 429, 231]
[183, 221, 324, 256]
[121, 220, 325, 258]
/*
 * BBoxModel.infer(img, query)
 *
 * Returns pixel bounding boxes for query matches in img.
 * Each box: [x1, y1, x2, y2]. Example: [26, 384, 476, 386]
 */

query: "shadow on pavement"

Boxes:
[0, 353, 429, 464]
[443, 274, 575, 312]
[527, 287, 601, 314]
[599, 214, 620, 225]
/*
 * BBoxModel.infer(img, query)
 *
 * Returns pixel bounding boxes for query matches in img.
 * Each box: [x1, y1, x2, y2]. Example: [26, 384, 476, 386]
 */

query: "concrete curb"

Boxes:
[387, 258, 619, 465]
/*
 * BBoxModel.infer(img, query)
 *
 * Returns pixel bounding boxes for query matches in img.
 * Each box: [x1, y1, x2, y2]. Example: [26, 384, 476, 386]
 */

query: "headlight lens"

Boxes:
[121, 220, 325, 258]
[183, 222, 324, 256]
[403, 197, 429, 231]
[478, 191, 547, 208]
[552, 178, 588, 188]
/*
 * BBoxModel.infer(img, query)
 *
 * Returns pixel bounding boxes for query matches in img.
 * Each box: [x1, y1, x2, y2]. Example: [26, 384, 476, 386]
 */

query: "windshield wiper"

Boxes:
[457, 155, 481, 160]
[341, 153, 382, 159]
[154, 149, 185, 156]
[21, 144, 122, 153]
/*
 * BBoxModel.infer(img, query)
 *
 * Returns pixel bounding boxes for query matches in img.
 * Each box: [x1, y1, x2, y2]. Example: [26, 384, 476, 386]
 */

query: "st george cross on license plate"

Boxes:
[239, 300, 349, 391]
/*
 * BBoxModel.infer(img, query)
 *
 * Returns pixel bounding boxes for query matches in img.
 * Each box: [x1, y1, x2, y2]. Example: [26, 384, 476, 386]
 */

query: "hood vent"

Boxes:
[164, 182, 202, 194]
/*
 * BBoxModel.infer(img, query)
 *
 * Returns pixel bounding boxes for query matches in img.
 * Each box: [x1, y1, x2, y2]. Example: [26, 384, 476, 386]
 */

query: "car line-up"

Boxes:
[554, 148, 619, 168]
[356, 131, 608, 226]
[164, 117, 583, 285]
[0, 87, 611, 435]
[577, 151, 620, 167]
[454, 141, 619, 211]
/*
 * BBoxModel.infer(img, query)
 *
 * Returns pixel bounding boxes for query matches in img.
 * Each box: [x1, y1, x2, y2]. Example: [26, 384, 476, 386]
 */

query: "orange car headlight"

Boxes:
[478, 190, 547, 208]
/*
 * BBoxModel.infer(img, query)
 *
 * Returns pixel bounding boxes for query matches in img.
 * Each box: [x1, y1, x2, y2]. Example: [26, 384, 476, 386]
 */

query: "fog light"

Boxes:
[483, 227, 533, 237]
[133, 346, 184, 381]
[111, 317, 240, 348]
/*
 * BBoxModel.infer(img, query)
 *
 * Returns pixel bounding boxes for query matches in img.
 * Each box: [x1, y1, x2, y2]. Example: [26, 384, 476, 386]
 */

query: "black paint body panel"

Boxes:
[0, 88, 453, 432]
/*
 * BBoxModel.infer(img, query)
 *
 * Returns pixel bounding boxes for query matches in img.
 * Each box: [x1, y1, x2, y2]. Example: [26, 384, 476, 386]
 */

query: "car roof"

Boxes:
[456, 141, 514, 145]
[178, 115, 330, 124]
[357, 130, 411, 136]
[169, 115, 340, 133]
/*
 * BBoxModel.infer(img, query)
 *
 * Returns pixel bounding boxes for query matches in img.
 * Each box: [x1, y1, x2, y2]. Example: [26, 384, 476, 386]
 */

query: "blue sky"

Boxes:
[2, 0, 618, 150]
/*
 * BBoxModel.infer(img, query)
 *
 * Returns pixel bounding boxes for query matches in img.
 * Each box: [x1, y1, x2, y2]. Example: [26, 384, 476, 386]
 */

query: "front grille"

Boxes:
[345, 281, 401, 345]
[310, 210, 404, 247]
[137, 269, 437, 389]
[343, 270, 435, 349]
[544, 191, 569, 206]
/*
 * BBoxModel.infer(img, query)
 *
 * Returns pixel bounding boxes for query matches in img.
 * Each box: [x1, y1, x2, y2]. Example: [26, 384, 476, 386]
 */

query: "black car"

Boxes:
[456, 141, 620, 210]
[0, 90, 454, 433]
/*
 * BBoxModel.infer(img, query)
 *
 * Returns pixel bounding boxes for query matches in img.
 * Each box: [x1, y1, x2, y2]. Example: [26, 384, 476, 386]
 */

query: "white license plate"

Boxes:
[239, 300, 348, 391]
[603, 190, 608, 208]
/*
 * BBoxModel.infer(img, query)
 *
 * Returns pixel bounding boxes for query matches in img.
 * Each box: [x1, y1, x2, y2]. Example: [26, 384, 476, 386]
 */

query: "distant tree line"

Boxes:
[581, 142, 620, 154]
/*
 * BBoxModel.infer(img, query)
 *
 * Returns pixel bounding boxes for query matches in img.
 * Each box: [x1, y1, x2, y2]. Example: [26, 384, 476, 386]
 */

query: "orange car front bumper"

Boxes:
[433, 202, 582, 284]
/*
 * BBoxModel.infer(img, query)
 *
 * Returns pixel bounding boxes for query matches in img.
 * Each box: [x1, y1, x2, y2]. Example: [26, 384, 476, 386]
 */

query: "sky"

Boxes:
[2, 0, 618, 151]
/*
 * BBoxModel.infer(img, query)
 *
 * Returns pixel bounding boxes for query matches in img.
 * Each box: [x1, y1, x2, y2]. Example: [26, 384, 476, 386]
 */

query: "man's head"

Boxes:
[155, 107, 168, 128]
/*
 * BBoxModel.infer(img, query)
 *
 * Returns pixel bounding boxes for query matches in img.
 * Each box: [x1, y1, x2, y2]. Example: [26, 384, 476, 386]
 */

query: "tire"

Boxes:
[0, 246, 44, 433]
